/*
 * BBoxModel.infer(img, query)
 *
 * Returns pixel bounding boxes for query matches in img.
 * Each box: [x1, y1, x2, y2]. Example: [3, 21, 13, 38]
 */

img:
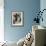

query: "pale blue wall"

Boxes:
[40, 0, 46, 27]
[4, 0, 40, 42]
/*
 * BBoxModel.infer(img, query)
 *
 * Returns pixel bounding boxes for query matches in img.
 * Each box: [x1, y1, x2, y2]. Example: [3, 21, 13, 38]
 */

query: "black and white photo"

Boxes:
[12, 11, 24, 26]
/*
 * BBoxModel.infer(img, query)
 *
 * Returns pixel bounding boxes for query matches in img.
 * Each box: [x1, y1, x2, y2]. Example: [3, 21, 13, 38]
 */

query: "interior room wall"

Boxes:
[40, 0, 46, 27]
[4, 0, 40, 42]
[0, 0, 4, 42]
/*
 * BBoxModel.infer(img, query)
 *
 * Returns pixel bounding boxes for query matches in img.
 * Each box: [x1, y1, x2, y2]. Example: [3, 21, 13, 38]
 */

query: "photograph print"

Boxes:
[12, 11, 24, 26]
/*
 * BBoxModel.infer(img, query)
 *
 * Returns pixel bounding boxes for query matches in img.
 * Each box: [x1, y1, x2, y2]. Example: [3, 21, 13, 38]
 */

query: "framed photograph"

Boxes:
[12, 11, 24, 26]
